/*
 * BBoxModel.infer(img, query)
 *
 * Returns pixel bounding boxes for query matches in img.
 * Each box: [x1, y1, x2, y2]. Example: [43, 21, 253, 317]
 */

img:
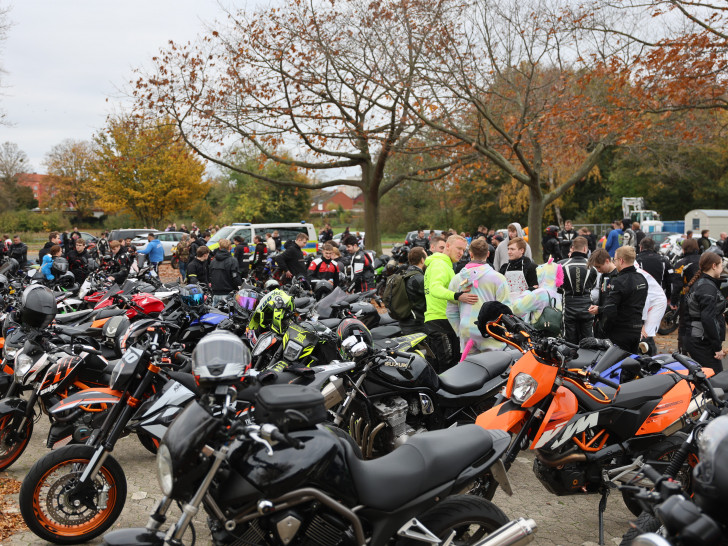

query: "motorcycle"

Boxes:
[330, 328, 517, 458]
[473, 316, 728, 543]
[102, 382, 535, 546]
[18, 324, 198, 544]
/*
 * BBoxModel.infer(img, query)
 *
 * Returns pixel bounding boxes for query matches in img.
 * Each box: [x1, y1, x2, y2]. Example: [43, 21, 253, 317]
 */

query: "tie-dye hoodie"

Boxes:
[510, 259, 564, 323]
[446, 262, 511, 351]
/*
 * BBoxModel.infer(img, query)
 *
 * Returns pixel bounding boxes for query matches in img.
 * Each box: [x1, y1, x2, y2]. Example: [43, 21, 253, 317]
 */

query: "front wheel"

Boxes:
[0, 414, 33, 471]
[396, 495, 509, 545]
[19, 444, 127, 544]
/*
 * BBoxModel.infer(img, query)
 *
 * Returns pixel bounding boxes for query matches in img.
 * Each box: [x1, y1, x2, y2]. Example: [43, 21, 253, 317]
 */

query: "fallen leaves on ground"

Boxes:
[0, 474, 27, 541]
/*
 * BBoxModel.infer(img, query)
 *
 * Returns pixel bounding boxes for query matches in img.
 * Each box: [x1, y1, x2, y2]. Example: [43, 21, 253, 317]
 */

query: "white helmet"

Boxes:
[192, 331, 251, 387]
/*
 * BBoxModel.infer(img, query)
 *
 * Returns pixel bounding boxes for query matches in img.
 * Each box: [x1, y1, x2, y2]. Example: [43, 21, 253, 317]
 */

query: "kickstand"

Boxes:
[598, 485, 610, 546]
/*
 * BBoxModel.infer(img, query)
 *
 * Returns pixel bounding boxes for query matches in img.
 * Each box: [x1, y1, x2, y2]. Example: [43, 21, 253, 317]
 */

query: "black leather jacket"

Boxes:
[636, 249, 673, 298]
[210, 249, 241, 295]
[276, 241, 307, 277]
[599, 265, 647, 335]
[558, 252, 598, 318]
[685, 274, 726, 352]
[401, 265, 426, 328]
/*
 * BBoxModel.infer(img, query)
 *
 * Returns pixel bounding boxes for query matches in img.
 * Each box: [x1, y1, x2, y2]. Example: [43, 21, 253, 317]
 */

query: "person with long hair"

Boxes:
[683, 251, 726, 372]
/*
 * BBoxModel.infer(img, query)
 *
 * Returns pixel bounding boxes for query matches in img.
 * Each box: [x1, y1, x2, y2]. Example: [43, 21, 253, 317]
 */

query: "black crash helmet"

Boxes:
[336, 318, 372, 360]
[20, 285, 56, 329]
[51, 257, 69, 276]
[693, 414, 728, 523]
[192, 331, 251, 387]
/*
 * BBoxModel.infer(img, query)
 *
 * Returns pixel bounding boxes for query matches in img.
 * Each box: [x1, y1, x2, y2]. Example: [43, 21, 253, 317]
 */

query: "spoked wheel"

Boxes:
[397, 495, 509, 545]
[0, 414, 33, 471]
[19, 444, 127, 544]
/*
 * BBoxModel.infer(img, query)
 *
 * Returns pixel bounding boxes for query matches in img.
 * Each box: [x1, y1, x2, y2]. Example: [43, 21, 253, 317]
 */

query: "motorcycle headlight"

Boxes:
[511, 373, 538, 405]
[283, 340, 303, 361]
[157, 443, 174, 496]
[252, 333, 275, 357]
[15, 352, 33, 378]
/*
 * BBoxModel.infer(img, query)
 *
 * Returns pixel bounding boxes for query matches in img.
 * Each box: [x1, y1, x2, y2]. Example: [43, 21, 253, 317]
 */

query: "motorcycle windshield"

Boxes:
[314, 286, 348, 318]
[95, 283, 122, 308]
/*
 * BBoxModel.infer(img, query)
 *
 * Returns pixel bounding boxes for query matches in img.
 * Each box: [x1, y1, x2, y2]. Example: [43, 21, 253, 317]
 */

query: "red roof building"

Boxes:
[310, 189, 364, 216]
[16, 173, 55, 208]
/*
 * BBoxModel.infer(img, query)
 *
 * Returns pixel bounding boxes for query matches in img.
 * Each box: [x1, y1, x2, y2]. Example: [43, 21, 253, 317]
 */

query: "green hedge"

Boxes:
[0, 211, 71, 235]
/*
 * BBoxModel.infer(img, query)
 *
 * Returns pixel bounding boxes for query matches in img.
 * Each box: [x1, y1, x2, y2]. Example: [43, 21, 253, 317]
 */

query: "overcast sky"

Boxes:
[0, 1, 245, 173]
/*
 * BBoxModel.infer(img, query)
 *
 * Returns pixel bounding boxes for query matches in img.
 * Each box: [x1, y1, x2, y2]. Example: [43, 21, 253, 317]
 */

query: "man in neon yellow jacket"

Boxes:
[424, 235, 478, 371]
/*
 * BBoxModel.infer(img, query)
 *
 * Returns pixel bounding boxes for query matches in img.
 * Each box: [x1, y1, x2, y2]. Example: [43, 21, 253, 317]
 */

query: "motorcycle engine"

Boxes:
[373, 396, 426, 450]
[533, 458, 600, 496]
[222, 509, 351, 546]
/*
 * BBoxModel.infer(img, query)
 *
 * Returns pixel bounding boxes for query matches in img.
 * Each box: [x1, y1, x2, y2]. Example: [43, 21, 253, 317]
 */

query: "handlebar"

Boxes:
[588, 371, 620, 390]
[672, 351, 725, 405]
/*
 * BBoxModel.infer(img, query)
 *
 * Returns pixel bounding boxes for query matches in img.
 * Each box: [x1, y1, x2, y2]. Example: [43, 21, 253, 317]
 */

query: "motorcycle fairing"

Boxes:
[532, 387, 579, 449]
[130, 379, 196, 440]
[505, 351, 558, 408]
[475, 400, 529, 433]
[636, 379, 691, 436]
[49, 388, 123, 413]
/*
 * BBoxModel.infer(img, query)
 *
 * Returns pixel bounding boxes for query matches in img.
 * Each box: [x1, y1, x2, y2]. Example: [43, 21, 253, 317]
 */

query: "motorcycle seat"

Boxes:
[378, 313, 398, 326]
[95, 308, 127, 319]
[55, 324, 94, 338]
[343, 424, 501, 511]
[565, 372, 680, 412]
[54, 309, 94, 324]
[438, 352, 513, 395]
[708, 370, 728, 394]
[370, 325, 402, 340]
[319, 318, 341, 329]
[569, 349, 603, 369]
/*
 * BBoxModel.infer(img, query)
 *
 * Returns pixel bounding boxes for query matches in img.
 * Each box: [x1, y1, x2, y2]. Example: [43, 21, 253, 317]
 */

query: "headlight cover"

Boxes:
[283, 340, 303, 361]
[157, 443, 174, 496]
[511, 373, 538, 405]
[252, 333, 275, 356]
[15, 352, 33, 378]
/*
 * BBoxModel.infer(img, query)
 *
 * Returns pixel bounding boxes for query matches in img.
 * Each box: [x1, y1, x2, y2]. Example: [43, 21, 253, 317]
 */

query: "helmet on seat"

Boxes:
[263, 279, 280, 291]
[693, 414, 728, 523]
[192, 331, 251, 387]
[248, 289, 294, 335]
[234, 288, 261, 314]
[51, 257, 69, 277]
[179, 284, 205, 309]
[20, 285, 56, 329]
[336, 318, 372, 360]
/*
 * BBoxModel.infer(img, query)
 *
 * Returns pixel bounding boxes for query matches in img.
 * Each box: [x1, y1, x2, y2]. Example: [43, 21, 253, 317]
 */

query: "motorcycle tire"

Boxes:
[621, 432, 694, 517]
[171, 256, 179, 269]
[657, 308, 678, 335]
[19, 444, 127, 545]
[0, 415, 33, 471]
[137, 431, 159, 455]
[396, 494, 509, 545]
[619, 512, 663, 545]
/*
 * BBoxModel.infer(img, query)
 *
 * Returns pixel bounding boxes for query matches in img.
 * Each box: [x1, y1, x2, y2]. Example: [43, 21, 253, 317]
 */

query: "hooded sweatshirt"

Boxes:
[510, 260, 563, 324]
[493, 223, 532, 272]
[446, 262, 511, 351]
[423, 252, 457, 322]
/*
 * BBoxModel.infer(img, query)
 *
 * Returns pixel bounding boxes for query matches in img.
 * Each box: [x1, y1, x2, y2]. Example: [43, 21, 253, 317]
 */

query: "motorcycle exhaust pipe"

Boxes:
[472, 518, 537, 546]
[535, 451, 586, 467]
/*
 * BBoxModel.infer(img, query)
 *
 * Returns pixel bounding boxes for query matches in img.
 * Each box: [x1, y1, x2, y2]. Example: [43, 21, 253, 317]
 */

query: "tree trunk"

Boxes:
[553, 204, 563, 228]
[363, 188, 382, 254]
[528, 186, 545, 264]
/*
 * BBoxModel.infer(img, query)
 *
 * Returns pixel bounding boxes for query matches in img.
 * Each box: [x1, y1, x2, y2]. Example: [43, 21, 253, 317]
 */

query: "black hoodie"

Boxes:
[209, 249, 240, 295]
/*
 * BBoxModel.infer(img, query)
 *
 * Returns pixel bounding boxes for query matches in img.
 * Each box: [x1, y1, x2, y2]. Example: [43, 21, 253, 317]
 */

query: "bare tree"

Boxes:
[0, 141, 29, 181]
[0, 4, 11, 126]
[133, 0, 471, 252]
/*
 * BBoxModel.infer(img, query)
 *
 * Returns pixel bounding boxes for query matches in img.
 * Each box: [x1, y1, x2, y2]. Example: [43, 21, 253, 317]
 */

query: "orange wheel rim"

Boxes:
[31, 457, 118, 537]
[0, 416, 29, 463]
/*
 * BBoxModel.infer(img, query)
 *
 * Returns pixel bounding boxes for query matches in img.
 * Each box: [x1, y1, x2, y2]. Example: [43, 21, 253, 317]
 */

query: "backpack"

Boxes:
[382, 269, 419, 321]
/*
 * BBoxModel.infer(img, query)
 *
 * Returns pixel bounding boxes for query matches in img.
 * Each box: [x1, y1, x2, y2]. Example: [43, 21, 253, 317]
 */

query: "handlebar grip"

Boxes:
[563, 341, 580, 349]
[589, 372, 620, 390]
[392, 350, 414, 360]
[672, 352, 701, 374]
[640, 464, 664, 483]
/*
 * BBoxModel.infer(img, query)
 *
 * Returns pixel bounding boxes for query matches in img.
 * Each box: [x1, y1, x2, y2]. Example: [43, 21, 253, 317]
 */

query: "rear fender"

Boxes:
[49, 388, 122, 414]
[475, 400, 528, 433]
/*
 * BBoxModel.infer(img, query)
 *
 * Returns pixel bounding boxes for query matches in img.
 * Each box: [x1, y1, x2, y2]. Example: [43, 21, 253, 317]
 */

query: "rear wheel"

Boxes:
[621, 433, 695, 516]
[658, 308, 678, 335]
[396, 495, 509, 545]
[0, 414, 33, 471]
[19, 444, 127, 544]
[137, 431, 159, 454]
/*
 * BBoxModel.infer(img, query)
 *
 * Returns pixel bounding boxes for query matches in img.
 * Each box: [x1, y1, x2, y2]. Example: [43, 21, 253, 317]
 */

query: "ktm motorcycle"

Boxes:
[474, 315, 728, 543]
[18, 324, 198, 544]
[0, 324, 126, 471]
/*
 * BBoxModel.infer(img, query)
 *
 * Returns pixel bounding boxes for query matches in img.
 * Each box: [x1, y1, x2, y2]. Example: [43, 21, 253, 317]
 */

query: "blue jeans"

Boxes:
[179, 261, 187, 282]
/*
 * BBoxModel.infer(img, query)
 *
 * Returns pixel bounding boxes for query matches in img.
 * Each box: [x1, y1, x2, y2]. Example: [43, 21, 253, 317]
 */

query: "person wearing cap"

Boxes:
[137, 232, 165, 272]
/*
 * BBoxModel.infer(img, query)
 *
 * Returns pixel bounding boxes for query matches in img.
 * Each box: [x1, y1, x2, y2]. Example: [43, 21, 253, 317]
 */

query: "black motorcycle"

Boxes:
[103, 383, 537, 546]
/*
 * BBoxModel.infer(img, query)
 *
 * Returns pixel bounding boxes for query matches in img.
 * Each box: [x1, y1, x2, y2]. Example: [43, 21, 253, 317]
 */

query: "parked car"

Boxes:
[131, 231, 186, 261]
[332, 231, 366, 246]
[108, 228, 157, 243]
[404, 229, 442, 245]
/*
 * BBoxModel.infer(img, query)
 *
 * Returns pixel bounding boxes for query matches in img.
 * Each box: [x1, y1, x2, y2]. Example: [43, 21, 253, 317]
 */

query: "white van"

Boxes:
[207, 222, 318, 254]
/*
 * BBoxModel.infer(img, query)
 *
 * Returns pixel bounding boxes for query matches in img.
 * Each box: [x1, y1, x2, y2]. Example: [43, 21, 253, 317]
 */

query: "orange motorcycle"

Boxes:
[474, 315, 728, 543]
